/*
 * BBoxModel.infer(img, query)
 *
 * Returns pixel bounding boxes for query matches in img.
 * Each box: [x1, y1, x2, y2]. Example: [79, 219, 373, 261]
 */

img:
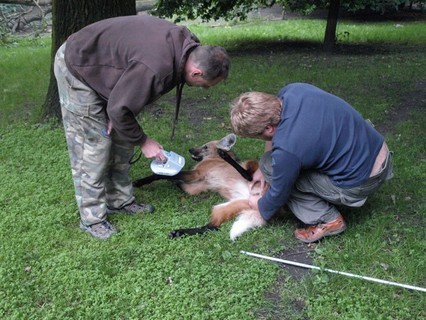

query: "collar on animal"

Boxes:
[217, 149, 253, 182]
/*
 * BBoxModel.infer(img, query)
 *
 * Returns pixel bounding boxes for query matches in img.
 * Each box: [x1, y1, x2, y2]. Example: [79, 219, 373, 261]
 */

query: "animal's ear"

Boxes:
[217, 133, 237, 151]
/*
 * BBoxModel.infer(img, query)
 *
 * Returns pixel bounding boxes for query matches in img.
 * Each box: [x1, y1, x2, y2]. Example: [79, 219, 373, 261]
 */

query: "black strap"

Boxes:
[217, 149, 253, 182]
[129, 150, 142, 165]
[171, 83, 184, 141]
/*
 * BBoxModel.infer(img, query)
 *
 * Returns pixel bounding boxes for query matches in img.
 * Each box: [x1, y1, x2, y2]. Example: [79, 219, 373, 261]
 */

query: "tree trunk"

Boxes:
[42, 0, 136, 121]
[323, 0, 340, 50]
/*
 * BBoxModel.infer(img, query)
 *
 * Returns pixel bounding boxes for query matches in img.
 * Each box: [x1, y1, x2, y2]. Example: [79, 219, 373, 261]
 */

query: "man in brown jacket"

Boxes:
[54, 15, 230, 239]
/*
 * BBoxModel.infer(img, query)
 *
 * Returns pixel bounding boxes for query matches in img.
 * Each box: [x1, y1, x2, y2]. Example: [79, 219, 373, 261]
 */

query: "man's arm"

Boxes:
[258, 149, 301, 221]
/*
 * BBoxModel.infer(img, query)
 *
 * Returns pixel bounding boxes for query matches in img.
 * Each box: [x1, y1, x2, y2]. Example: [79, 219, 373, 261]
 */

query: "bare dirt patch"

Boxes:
[374, 79, 426, 135]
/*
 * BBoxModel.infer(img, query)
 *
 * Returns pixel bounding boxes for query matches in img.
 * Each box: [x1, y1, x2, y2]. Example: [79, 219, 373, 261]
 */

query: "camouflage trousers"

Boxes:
[54, 43, 135, 226]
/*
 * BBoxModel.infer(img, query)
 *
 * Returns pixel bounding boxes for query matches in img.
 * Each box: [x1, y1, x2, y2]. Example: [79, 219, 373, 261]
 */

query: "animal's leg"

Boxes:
[178, 170, 203, 182]
[169, 199, 252, 239]
[133, 170, 201, 188]
[180, 182, 211, 195]
[133, 174, 166, 187]
[169, 224, 219, 238]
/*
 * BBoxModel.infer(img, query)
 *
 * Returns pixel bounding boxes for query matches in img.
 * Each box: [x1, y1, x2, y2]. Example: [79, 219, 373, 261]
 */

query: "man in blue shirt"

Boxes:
[230, 83, 393, 243]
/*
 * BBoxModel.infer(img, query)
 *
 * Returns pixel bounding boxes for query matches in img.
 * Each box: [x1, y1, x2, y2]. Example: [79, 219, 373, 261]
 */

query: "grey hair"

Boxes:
[189, 46, 230, 81]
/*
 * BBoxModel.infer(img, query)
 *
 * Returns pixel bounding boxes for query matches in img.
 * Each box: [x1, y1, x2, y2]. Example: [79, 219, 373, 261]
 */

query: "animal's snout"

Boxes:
[189, 148, 203, 162]
[189, 148, 199, 157]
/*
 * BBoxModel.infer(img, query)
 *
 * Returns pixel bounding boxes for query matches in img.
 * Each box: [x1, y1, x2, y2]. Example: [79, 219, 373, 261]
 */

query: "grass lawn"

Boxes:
[0, 16, 425, 319]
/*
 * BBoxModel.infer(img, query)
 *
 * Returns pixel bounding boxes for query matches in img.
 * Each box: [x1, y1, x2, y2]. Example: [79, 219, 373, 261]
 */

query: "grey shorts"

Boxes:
[259, 150, 393, 224]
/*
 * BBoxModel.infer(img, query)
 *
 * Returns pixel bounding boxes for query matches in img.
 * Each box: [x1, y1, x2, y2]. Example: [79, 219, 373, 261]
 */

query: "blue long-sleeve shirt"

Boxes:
[258, 83, 384, 221]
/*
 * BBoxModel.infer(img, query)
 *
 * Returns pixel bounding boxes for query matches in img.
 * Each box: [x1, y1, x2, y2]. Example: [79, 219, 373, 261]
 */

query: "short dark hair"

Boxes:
[189, 46, 230, 81]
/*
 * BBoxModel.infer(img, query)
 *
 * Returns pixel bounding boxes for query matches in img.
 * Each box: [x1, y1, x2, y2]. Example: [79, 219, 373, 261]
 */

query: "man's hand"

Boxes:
[249, 168, 266, 192]
[141, 138, 166, 162]
[248, 194, 261, 211]
[106, 119, 113, 135]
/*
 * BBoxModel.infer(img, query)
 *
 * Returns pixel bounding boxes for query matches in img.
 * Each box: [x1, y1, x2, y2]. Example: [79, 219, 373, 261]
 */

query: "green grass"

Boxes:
[0, 18, 425, 319]
[0, 38, 51, 125]
[188, 19, 426, 47]
[304, 115, 426, 319]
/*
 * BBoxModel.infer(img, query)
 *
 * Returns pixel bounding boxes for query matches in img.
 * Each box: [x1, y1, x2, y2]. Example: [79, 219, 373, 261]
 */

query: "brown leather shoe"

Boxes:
[294, 214, 346, 243]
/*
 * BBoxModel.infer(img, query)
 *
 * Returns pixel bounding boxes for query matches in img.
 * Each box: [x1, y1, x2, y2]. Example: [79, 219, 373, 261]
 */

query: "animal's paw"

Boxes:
[169, 229, 186, 239]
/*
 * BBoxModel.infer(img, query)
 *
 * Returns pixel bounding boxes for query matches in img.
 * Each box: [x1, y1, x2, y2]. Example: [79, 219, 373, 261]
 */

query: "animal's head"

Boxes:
[189, 133, 237, 162]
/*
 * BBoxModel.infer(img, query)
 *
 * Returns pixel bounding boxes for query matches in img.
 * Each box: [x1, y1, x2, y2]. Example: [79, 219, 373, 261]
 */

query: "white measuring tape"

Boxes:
[241, 250, 426, 293]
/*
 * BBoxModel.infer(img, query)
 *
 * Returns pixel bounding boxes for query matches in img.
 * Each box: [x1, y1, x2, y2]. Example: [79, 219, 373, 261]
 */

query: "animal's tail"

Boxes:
[230, 210, 266, 241]
[209, 199, 252, 227]
[210, 199, 266, 240]
[169, 199, 265, 240]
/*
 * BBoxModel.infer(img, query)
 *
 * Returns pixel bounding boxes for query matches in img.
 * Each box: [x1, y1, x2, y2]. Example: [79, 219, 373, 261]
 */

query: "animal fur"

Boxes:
[133, 133, 267, 240]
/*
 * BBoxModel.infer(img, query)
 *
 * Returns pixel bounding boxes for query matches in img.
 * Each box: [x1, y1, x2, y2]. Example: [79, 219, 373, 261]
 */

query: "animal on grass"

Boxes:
[133, 133, 267, 240]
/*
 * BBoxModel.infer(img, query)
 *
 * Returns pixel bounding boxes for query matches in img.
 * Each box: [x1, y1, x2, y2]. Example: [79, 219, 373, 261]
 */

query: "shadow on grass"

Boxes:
[227, 39, 425, 57]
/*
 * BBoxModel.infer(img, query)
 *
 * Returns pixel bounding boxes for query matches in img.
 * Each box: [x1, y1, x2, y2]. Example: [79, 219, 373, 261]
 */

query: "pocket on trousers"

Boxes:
[68, 81, 102, 108]
[339, 192, 367, 207]
[84, 127, 102, 143]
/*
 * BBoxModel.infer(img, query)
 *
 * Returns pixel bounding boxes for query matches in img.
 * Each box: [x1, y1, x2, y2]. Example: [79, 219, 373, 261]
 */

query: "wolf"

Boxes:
[133, 133, 267, 240]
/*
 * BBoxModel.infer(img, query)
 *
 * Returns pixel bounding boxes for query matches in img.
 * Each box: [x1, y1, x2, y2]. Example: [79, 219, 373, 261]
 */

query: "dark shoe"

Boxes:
[106, 202, 155, 215]
[294, 214, 346, 243]
[80, 220, 119, 239]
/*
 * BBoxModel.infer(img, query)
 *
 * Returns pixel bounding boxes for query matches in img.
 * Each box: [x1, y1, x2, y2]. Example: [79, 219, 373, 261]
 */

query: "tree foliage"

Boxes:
[152, 0, 425, 22]
[151, 0, 424, 49]
[153, 0, 276, 22]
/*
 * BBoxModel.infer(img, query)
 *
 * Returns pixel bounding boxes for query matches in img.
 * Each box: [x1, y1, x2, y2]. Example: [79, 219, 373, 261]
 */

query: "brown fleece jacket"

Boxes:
[64, 15, 199, 145]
